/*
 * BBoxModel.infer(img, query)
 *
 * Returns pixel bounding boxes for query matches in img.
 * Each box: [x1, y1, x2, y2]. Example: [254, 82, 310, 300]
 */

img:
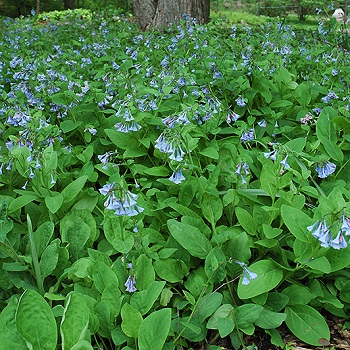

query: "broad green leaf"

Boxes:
[167, 219, 212, 259]
[201, 193, 223, 225]
[262, 224, 282, 239]
[92, 261, 119, 294]
[45, 192, 64, 214]
[207, 304, 234, 330]
[319, 138, 343, 163]
[293, 83, 311, 108]
[61, 211, 90, 259]
[285, 305, 330, 346]
[265, 292, 290, 312]
[282, 285, 316, 305]
[121, 303, 143, 339]
[316, 106, 337, 142]
[16, 289, 57, 350]
[135, 254, 155, 291]
[40, 239, 59, 278]
[143, 166, 169, 176]
[8, 195, 37, 214]
[304, 256, 331, 273]
[103, 215, 134, 253]
[235, 304, 263, 329]
[138, 309, 171, 350]
[217, 318, 235, 338]
[270, 100, 293, 108]
[281, 205, 313, 242]
[284, 137, 306, 153]
[204, 247, 226, 282]
[70, 340, 94, 350]
[199, 147, 219, 159]
[254, 308, 286, 329]
[223, 231, 251, 262]
[0, 297, 27, 349]
[176, 316, 206, 342]
[61, 292, 90, 350]
[237, 260, 283, 299]
[130, 281, 165, 315]
[33, 221, 55, 257]
[235, 207, 256, 235]
[327, 247, 350, 272]
[61, 175, 88, 204]
[60, 120, 83, 133]
[260, 161, 278, 200]
[193, 293, 222, 322]
[154, 258, 188, 283]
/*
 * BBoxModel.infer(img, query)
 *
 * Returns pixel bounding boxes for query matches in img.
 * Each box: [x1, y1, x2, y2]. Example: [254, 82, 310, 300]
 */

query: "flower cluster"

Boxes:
[155, 130, 185, 162]
[240, 128, 255, 143]
[300, 112, 317, 125]
[99, 183, 144, 217]
[307, 215, 350, 250]
[235, 162, 250, 184]
[315, 161, 336, 178]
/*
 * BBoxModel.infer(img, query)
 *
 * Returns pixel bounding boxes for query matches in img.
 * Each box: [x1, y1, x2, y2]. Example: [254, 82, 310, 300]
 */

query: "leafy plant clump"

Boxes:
[0, 10, 349, 350]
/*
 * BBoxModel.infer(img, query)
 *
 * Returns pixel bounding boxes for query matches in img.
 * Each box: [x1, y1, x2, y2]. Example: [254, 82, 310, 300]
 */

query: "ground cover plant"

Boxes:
[0, 9, 349, 350]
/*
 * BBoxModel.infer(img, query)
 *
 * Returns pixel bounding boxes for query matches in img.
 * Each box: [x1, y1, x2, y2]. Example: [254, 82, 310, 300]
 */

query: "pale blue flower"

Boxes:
[125, 275, 137, 292]
[99, 182, 115, 196]
[226, 112, 240, 124]
[258, 119, 267, 127]
[280, 155, 290, 169]
[240, 129, 254, 142]
[236, 97, 246, 107]
[329, 231, 347, 249]
[341, 215, 350, 236]
[315, 161, 336, 178]
[264, 149, 278, 161]
[234, 260, 257, 285]
[242, 268, 258, 285]
[169, 169, 185, 184]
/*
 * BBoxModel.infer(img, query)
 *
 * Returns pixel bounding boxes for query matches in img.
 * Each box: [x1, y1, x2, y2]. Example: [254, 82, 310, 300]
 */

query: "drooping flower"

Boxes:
[242, 267, 258, 285]
[169, 169, 185, 184]
[315, 161, 336, 178]
[100, 184, 144, 217]
[264, 149, 278, 161]
[280, 155, 290, 169]
[98, 152, 114, 169]
[226, 111, 240, 124]
[240, 128, 255, 143]
[329, 231, 347, 250]
[235, 97, 246, 107]
[124, 275, 137, 292]
[307, 219, 327, 240]
[234, 260, 258, 285]
[340, 215, 350, 236]
[258, 119, 267, 127]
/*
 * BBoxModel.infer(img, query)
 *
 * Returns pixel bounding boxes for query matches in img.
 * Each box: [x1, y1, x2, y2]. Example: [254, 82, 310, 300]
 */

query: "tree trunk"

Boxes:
[131, 0, 210, 31]
[64, 0, 77, 10]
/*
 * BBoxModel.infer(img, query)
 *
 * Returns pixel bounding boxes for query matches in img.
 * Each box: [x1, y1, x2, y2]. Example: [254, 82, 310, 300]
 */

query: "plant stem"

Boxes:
[27, 214, 45, 296]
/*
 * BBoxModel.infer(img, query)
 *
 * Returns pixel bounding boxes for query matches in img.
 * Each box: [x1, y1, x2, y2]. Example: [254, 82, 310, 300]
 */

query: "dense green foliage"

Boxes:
[0, 9, 349, 350]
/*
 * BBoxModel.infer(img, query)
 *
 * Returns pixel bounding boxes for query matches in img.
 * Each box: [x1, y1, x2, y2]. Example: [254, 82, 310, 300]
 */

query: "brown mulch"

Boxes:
[194, 315, 350, 349]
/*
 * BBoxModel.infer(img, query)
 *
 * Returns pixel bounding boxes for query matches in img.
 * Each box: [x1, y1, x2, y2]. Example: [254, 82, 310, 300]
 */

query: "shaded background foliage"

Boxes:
[1, 0, 349, 20]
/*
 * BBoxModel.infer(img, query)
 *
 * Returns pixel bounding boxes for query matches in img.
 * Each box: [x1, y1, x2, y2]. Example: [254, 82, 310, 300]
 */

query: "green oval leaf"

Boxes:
[16, 289, 57, 350]
[285, 305, 330, 346]
[167, 219, 212, 259]
[60, 292, 90, 350]
[138, 308, 171, 350]
[237, 260, 283, 299]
